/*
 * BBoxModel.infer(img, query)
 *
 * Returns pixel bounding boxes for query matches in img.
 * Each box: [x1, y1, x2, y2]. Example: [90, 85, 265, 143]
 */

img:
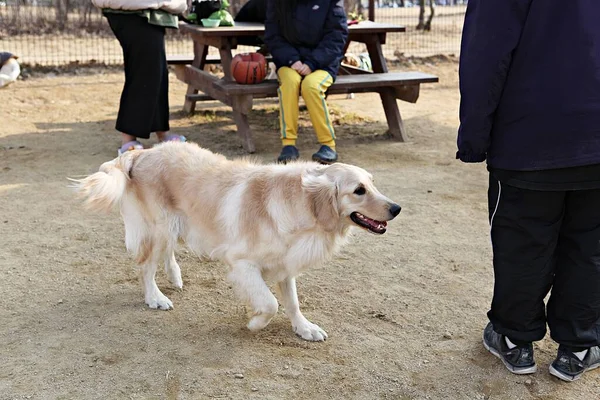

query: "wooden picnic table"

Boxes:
[174, 21, 436, 153]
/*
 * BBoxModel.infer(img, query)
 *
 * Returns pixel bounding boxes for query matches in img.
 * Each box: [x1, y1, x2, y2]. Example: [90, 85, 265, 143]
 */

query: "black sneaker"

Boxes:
[312, 145, 338, 164]
[482, 322, 537, 374]
[277, 145, 299, 164]
[549, 345, 600, 382]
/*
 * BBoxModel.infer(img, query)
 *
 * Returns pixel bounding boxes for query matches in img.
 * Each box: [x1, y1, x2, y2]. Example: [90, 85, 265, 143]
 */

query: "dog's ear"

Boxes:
[302, 168, 339, 232]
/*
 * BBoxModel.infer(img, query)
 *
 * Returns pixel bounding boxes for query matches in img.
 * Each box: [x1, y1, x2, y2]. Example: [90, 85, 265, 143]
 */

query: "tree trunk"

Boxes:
[416, 0, 425, 30]
[55, 0, 69, 31]
[424, 0, 435, 31]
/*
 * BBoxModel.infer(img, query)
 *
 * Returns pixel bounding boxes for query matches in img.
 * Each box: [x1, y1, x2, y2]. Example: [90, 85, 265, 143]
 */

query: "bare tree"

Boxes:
[80, 0, 98, 28]
[54, 0, 70, 31]
[416, 0, 435, 31]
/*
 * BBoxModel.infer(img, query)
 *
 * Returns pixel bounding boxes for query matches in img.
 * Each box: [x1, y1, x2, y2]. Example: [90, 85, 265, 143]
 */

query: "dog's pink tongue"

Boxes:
[364, 216, 386, 229]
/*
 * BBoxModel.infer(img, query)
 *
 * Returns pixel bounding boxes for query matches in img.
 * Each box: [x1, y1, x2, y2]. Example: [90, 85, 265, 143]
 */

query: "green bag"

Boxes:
[208, 9, 235, 26]
[208, 0, 235, 26]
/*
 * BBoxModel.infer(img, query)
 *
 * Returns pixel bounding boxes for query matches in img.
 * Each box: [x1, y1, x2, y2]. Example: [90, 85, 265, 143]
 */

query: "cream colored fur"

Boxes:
[71, 142, 399, 341]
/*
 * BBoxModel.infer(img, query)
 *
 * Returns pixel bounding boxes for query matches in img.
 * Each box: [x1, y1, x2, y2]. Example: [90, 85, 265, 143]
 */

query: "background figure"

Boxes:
[0, 52, 21, 88]
[92, 0, 188, 155]
[265, 0, 348, 165]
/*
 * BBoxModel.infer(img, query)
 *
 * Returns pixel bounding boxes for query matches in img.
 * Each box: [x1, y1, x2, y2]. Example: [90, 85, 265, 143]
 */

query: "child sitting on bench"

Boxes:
[265, 0, 348, 164]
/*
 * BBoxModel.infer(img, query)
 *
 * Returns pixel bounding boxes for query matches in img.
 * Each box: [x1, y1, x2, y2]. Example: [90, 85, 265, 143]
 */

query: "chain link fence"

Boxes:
[0, 0, 465, 66]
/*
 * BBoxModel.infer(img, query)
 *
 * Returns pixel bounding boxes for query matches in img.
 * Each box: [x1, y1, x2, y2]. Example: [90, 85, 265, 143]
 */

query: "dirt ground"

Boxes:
[1, 61, 599, 400]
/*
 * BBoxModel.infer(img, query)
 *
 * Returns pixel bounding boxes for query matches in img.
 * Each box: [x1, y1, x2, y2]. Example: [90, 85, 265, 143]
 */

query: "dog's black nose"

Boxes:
[389, 203, 402, 218]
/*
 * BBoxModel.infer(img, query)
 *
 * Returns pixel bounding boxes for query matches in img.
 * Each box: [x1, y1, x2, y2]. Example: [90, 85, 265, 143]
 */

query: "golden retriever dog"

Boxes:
[72, 142, 401, 341]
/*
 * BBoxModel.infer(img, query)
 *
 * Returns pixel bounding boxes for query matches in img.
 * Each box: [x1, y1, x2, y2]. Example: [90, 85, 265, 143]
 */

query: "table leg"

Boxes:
[219, 48, 256, 153]
[232, 99, 256, 153]
[183, 42, 208, 114]
[366, 38, 408, 142]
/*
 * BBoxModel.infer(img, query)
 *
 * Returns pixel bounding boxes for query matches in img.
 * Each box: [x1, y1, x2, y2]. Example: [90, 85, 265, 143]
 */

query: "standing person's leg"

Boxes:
[153, 25, 170, 143]
[548, 188, 600, 381]
[300, 70, 337, 164]
[276, 66, 302, 163]
[154, 49, 186, 144]
[105, 13, 169, 153]
[484, 174, 565, 374]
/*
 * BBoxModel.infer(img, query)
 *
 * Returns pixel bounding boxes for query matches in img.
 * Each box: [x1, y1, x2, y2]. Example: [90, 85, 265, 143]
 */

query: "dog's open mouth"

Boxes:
[350, 212, 387, 234]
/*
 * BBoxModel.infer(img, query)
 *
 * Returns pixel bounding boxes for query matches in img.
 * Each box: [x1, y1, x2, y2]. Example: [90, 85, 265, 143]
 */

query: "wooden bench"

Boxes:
[208, 72, 438, 150]
[214, 72, 436, 98]
[174, 21, 431, 153]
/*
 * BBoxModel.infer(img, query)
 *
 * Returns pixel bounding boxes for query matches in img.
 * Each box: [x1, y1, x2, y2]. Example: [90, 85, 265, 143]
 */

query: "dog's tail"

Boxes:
[69, 152, 136, 213]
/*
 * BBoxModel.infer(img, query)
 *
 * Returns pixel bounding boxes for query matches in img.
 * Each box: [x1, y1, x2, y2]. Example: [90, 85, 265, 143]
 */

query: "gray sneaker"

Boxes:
[549, 345, 600, 382]
[482, 322, 537, 374]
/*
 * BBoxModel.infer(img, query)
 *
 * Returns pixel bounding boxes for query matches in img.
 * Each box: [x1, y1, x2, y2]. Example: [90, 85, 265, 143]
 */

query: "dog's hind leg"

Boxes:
[163, 215, 183, 289]
[122, 197, 173, 309]
[228, 261, 279, 331]
[138, 238, 174, 310]
[141, 254, 173, 310]
[277, 277, 327, 342]
[164, 250, 183, 289]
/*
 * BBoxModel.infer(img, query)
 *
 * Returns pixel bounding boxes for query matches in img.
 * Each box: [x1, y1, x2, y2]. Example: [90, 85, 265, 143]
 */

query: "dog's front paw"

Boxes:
[293, 321, 328, 342]
[145, 292, 173, 310]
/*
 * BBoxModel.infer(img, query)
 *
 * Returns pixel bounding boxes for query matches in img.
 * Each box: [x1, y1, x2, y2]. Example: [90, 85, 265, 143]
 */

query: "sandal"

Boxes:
[118, 140, 144, 156]
[312, 145, 338, 164]
[277, 145, 300, 164]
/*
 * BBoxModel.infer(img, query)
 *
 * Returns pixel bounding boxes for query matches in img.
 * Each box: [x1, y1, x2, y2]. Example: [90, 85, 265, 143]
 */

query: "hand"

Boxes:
[297, 63, 312, 76]
[291, 61, 303, 72]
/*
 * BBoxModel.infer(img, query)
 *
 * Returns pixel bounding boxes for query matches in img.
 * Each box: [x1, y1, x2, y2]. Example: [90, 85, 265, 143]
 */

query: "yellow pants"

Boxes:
[277, 67, 336, 149]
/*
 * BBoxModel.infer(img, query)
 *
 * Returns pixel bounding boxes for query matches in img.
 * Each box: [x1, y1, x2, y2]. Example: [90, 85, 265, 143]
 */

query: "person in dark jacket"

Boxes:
[235, 0, 267, 23]
[457, 0, 600, 381]
[264, 0, 348, 164]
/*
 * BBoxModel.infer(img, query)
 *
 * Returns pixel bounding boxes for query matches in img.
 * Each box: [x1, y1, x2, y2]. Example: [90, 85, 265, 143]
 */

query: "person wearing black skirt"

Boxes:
[93, 0, 188, 154]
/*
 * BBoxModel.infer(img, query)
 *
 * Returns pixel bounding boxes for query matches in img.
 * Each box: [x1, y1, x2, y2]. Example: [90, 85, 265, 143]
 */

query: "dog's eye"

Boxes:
[354, 186, 366, 196]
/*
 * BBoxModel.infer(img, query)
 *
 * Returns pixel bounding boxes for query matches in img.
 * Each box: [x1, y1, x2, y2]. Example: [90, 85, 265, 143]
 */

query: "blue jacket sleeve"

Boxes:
[457, 0, 532, 163]
[264, 0, 301, 70]
[303, 0, 348, 73]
